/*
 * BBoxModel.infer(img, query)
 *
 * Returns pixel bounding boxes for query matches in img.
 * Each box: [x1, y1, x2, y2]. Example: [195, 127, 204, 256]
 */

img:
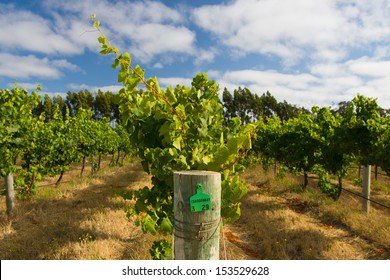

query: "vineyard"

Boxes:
[1, 16, 390, 259]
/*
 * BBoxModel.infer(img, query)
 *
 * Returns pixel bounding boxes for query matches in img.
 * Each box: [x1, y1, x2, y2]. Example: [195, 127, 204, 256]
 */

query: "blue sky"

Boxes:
[1, 0, 390, 109]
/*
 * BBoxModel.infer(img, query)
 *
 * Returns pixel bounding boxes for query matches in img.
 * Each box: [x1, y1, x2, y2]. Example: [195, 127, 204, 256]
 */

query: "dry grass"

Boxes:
[230, 164, 390, 260]
[0, 160, 389, 260]
[0, 158, 164, 260]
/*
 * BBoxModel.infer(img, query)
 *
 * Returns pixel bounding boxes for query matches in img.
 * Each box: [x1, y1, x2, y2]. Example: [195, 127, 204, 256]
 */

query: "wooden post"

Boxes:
[5, 174, 15, 216]
[374, 165, 378, 180]
[273, 161, 277, 176]
[173, 170, 221, 260]
[362, 165, 371, 215]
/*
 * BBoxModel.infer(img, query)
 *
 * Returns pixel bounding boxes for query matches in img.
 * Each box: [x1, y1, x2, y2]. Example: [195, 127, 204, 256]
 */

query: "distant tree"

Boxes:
[331, 101, 352, 117]
[94, 90, 122, 121]
[259, 91, 278, 121]
[65, 90, 95, 116]
[94, 90, 111, 119]
[65, 91, 78, 116]
[53, 95, 67, 118]
[222, 88, 236, 125]
[112, 96, 121, 124]
[42, 94, 53, 121]
[233, 87, 257, 124]
[377, 106, 390, 117]
[85, 89, 94, 110]
[276, 100, 302, 122]
[76, 90, 88, 111]
[222, 88, 305, 124]
[32, 96, 44, 117]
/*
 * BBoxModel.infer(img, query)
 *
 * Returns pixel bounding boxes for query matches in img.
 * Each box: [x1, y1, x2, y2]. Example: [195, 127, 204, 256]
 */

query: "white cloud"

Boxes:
[158, 77, 193, 88]
[194, 48, 218, 65]
[0, 53, 80, 79]
[347, 57, 390, 77]
[222, 70, 319, 91]
[0, 0, 198, 64]
[51, 59, 83, 72]
[192, 0, 390, 65]
[43, 0, 183, 25]
[192, 0, 351, 64]
[66, 78, 194, 95]
[129, 24, 195, 62]
[153, 63, 164, 69]
[68, 83, 123, 93]
[209, 66, 390, 108]
[6, 82, 41, 91]
[40, 91, 68, 99]
[68, 83, 91, 91]
[306, 55, 390, 107]
[0, 4, 81, 55]
[309, 63, 348, 78]
[41, 0, 196, 63]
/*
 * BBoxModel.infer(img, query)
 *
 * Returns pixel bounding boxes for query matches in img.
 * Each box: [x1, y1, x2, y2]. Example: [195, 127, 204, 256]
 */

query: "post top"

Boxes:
[174, 170, 220, 176]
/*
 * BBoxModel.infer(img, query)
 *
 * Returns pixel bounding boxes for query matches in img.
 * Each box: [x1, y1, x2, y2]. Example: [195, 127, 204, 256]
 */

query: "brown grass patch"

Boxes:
[236, 164, 390, 259]
[0, 158, 163, 260]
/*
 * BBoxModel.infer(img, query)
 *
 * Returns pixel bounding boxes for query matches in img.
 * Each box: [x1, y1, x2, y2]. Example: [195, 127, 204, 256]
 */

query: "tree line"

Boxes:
[222, 86, 390, 124]
[33, 89, 120, 123]
[35, 85, 390, 133]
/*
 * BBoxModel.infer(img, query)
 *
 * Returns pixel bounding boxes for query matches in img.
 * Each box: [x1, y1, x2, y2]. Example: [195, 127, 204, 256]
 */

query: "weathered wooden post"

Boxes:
[5, 174, 15, 216]
[362, 165, 371, 214]
[173, 170, 221, 260]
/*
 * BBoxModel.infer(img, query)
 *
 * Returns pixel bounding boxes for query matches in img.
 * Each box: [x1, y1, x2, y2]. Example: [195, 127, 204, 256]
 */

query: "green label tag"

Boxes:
[190, 183, 212, 212]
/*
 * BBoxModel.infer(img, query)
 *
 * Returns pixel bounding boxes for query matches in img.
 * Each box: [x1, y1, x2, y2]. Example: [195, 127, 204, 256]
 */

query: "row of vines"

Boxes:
[0, 86, 133, 215]
[253, 94, 390, 199]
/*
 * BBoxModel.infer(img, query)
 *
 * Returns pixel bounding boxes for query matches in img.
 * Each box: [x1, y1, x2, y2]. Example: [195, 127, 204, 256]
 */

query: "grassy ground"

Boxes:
[229, 165, 390, 259]
[0, 159, 389, 259]
[0, 158, 159, 260]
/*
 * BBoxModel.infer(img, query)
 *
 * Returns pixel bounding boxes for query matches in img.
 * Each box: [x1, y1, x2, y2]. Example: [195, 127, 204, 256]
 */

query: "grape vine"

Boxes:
[91, 15, 255, 259]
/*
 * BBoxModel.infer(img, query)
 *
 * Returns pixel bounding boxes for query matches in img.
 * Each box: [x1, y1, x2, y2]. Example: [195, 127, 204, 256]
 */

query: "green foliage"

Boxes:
[41, 107, 82, 180]
[253, 117, 282, 167]
[1, 85, 126, 197]
[20, 113, 56, 192]
[150, 240, 172, 260]
[253, 96, 388, 199]
[316, 168, 339, 200]
[343, 94, 382, 165]
[254, 111, 322, 188]
[92, 16, 255, 258]
[370, 115, 390, 174]
[314, 107, 349, 178]
[95, 118, 120, 156]
[221, 176, 248, 223]
[279, 111, 321, 181]
[115, 124, 133, 156]
[353, 177, 362, 186]
[0, 86, 40, 176]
